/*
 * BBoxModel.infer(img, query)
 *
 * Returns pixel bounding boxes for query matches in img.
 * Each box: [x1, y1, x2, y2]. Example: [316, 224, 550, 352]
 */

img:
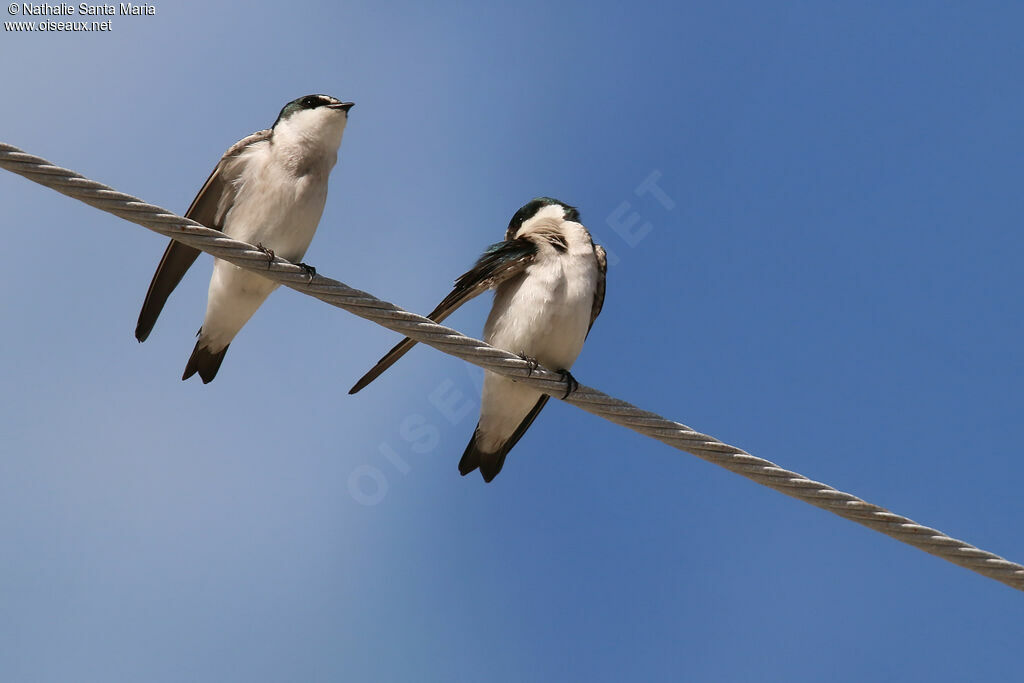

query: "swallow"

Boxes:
[135, 94, 354, 382]
[350, 197, 607, 481]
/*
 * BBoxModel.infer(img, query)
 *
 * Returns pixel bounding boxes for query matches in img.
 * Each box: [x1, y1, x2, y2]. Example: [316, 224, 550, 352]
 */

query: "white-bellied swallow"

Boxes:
[350, 197, 607, 481]
[135, 94, 354, 383]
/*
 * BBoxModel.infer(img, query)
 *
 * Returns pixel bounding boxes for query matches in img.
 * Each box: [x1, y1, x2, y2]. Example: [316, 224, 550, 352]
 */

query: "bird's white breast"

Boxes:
[485, 221, 599, 370]
[220, 139, 335, 263]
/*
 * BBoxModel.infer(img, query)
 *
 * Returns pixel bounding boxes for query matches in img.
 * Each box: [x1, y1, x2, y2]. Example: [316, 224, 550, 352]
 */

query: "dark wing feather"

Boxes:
[348, 238, 537, 394]
[134, 129, 271, 342]
[586, 244, 608, 337]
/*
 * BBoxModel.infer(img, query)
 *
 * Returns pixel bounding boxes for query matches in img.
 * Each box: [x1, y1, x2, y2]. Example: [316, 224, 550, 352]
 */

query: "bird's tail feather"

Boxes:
[182, 340, 229, 384]
[459, 429, 507, 483]
[457, 396, 549, 482]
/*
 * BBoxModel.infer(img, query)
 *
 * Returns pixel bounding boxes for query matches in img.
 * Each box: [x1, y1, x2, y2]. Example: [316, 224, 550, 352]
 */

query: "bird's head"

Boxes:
[505, 197, 581, 241]
[272, 94, 354, 152]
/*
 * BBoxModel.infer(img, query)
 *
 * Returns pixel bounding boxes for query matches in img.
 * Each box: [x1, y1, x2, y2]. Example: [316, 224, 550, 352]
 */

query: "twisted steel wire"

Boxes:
[2, 141, 1021, 591]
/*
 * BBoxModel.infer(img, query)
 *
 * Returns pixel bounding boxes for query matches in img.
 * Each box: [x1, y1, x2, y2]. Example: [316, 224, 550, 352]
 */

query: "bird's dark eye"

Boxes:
[302, 96, 320, 108]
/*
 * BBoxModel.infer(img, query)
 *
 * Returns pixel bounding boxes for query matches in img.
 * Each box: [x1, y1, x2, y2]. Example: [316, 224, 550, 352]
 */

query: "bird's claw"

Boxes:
[297, 262, 317, 283]
[517, 352, 540, 376]
[255, 242, 275, 268]
[557, 369, 579, 399]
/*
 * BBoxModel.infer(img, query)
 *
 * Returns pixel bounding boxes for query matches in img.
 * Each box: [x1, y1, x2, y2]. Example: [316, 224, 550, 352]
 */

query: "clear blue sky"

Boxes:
[2, 2, 1022, 681]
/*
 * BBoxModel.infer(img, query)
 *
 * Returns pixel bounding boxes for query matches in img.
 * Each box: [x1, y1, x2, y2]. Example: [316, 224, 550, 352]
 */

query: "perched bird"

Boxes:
[135, 94, 354, 383]
[350, 197, 607, 481]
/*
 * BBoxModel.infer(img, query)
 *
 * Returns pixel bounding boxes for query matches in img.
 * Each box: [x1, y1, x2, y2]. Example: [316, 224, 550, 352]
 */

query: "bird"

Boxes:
[134, 93, 354, 383]
[349, 197, 607, 482]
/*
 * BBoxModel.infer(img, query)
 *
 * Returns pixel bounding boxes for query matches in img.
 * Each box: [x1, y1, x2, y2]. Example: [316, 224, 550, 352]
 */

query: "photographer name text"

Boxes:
[17, 3, 154, 15]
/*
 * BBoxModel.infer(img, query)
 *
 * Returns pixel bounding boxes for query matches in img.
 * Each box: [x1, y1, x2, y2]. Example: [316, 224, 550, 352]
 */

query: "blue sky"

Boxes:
[2, 1, 1022, 681]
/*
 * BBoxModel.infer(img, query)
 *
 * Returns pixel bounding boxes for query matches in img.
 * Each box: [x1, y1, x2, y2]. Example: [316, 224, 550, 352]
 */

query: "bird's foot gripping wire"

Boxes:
[255, 242, 275, 268]
[556, 368, 579, 399]
[297, 262, 317, 283]
[517, 352, 540, 376]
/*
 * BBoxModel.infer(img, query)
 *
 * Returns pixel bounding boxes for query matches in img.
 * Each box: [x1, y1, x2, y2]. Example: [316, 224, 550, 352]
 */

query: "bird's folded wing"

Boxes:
[349, 238, 537, 394]
[587, 244, 608, 336]
[135, 129, 271, 342]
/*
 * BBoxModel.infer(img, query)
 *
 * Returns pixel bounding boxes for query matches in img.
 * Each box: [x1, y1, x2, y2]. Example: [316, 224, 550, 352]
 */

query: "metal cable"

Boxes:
[2, 141, 1021, 591]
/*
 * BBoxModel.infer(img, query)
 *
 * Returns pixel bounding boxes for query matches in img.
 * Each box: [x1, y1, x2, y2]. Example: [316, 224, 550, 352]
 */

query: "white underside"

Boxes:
[475, 224, 599, 453]
[198, 137, 336, 352]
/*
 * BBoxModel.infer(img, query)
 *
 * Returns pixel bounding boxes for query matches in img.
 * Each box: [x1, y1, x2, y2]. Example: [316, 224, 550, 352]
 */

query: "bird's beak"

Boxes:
[330, 102, 355, 113]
